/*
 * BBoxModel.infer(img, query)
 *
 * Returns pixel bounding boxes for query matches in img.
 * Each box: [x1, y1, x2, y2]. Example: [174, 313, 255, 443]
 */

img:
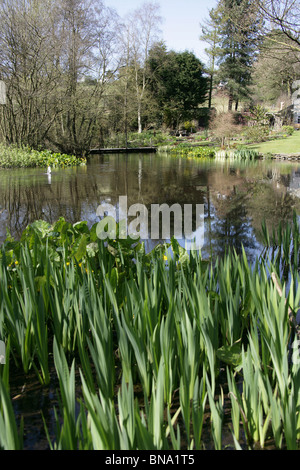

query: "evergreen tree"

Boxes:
[147, 45, 208, 128]
[216, 0, 261, 111]
[199, 8, 222, 109]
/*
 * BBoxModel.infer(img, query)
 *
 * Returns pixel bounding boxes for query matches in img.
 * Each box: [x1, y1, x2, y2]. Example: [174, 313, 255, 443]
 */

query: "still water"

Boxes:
[0, 152, 299, 262]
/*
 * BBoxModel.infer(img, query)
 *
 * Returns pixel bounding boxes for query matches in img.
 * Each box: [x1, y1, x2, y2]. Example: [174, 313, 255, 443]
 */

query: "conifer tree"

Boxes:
[199, 8, 222, 109]
[215, 0, 261, 111]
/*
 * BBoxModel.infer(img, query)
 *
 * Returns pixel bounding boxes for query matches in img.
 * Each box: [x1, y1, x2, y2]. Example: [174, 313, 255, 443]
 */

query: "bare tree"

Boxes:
[49, 0, 122, 154]
[256, 0, 300, 52]
[121, 2, 162, 133]
[0, 0, 122, 153]
[209, 111, 242, 148]
[251, 33, 300, 103]
[0, 0, 63, 146]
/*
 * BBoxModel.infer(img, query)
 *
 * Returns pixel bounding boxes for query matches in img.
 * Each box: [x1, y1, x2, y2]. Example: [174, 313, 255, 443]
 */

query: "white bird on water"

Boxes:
[46, 165, 52, 184]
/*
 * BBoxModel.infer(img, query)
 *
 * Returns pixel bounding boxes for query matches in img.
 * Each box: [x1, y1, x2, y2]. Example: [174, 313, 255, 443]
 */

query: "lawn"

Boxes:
[248, 130, 300, 155]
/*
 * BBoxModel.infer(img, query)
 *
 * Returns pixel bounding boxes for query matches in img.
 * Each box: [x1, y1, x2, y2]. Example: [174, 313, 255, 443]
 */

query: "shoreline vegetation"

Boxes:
[0, 144, 87, 169]
[156, 127, 300, 160]
[88, 127, 300, 161]
[0, 125, 300, 169]
[0, 215, 299, 450]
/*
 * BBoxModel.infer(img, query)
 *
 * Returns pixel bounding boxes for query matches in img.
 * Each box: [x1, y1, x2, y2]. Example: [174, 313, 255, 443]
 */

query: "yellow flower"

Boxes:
[15, 261, 19, 265]
[66, 262, 70, 266]
[163, 255, 168, 261]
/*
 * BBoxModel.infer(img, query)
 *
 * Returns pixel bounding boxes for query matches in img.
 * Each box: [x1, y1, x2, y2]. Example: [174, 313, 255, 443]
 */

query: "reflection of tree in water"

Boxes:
[204, 162, 300, 261]
[0, 178, 101, 240]
[0, 156, 299, 264]
[246, 181, 300, 245]
[206, 188, 259, 261]
[0, 157, 208, 241]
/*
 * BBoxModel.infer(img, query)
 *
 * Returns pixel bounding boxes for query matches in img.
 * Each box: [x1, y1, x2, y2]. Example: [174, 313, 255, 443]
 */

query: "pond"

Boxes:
[0, 152, 299, 262]
[1, 152, 300, 450]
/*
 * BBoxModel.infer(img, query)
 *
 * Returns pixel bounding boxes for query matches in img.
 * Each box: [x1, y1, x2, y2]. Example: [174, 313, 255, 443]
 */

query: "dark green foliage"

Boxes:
[147, 45, 208, 128]
[0, 215, 300, 449]
[214, 0, 261, 110]
[170, 145, 216, 159]
[0, 144, 87, 168]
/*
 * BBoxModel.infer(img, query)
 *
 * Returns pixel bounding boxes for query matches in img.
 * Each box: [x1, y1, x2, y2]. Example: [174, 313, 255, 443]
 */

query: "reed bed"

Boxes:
[215, 149, 260, 161]
[0, 215, 299, 450]
[159, 145, 260, 162]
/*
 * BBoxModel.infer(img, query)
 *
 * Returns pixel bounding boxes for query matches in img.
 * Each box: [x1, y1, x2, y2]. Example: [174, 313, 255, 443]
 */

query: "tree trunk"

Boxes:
[208, 74, 213, 109]
[137, 101, 142, 134]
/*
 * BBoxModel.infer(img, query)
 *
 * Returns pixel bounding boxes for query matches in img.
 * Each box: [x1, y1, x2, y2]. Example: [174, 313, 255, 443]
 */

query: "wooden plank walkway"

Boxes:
[89, 147, 157, 154]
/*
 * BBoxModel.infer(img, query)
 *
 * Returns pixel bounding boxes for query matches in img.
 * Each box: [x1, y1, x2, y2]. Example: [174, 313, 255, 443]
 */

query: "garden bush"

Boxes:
[282, 125, 294, 136]
[243, 125, 269, 143]
[183, 121, 196, 133]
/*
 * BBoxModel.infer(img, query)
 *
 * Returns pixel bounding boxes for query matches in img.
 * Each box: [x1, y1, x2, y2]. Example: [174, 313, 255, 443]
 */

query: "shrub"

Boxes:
[243, 125, 269, 143]
[282, 125, 294, 136]
[121, 131, 175, 148]
[183, 121, 196, 133]
[209, 112, 242, 147]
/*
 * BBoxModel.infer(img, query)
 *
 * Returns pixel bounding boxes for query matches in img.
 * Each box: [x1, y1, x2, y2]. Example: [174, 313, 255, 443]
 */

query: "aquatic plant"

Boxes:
[0, 215, 299, 450]
[0, 376, 24, 450]
[169, 144, 216, 159]
[0, 144, 86, 168]
[215, 148, 260, 160]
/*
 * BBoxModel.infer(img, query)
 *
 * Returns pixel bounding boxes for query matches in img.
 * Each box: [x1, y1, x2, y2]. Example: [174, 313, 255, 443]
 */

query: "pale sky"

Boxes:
[106, 0, 217, 63]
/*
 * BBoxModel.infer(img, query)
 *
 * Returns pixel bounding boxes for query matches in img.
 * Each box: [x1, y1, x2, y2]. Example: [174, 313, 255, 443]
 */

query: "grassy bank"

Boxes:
[0, 144, 87, 169]
[156, 127, 300, 160]
[0, 215, 299, 450]
[248, 131, 300, 155]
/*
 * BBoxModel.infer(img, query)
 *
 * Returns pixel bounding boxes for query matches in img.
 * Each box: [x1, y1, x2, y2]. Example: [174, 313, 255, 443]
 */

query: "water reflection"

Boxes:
[0, 154, 299, 261]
